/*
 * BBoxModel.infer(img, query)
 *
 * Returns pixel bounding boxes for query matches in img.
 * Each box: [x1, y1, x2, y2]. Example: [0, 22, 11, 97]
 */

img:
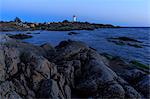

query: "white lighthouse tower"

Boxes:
[73, 15, 77, 22]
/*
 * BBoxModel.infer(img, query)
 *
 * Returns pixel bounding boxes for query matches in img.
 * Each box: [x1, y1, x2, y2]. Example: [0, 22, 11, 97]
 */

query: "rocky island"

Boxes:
[0, 35, 149, 99]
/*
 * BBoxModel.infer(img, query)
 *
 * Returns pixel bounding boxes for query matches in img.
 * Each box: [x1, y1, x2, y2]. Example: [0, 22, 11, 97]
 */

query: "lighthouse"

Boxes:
[73, 15, 77, 22]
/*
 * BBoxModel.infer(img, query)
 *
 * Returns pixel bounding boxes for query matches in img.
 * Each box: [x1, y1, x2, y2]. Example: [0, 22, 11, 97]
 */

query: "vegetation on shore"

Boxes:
[130, 60, 149, 70]
[0, 17, 120, 31]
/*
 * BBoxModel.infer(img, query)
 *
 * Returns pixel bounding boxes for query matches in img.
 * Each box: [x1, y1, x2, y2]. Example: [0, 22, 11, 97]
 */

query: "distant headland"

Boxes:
[0, 17, 120, 31]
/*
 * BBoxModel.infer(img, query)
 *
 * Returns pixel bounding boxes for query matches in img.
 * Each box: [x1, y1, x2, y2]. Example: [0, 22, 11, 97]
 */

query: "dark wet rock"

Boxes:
[7, 33, 33, 39]
[26, 32, 31, 34]
[109, 37, 142, 43]
[107, 36, 143, 48]
[34, 32, 40, 34]
[0, 35, 149, 98]
[26, 32, 40, 34]
[40, 43, 55, 51]
[37, 79, 63, 98]
[136, 75, 150, 98]
[106, 56, 149, 98]
[127, 43, 143, 48]
[107, 56, 130, 73]
[68, 32, 80, 35]
[119, 69, 147, 87]
[120, 83, 141, 98]
[40, 43, 56, 57]
[54, 40, 143, 98]
[53, 40, 89, 62]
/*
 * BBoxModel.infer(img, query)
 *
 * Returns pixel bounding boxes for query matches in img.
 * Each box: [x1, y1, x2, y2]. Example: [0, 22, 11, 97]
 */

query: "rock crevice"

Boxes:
[0, 36, 149, 99]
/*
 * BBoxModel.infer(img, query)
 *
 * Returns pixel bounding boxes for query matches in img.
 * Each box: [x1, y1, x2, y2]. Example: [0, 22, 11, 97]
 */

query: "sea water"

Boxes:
[0, 28, 150, 65]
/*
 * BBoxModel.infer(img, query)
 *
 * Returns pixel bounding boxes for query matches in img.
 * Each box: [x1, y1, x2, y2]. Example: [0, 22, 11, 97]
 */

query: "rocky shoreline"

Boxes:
[0, 35, 149, 99]
[0, 21, 120, 32]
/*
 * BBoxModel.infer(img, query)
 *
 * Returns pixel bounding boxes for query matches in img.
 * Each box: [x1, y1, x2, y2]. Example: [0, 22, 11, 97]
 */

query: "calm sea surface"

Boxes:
[1, 28, 150, 65]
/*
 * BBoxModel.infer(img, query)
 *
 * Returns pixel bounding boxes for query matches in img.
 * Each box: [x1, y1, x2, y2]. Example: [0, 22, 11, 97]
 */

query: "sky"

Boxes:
[0, 0, 150, 27]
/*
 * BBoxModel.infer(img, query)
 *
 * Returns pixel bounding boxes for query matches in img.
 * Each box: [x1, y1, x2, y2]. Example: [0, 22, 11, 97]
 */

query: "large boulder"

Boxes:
[0, 36, 148, 98]
[53, 40, 142, 98]
[0, 36, 70, 99]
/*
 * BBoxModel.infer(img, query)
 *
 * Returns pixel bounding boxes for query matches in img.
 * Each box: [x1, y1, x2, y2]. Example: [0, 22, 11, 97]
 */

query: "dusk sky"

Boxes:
[0, 0, 150, 27]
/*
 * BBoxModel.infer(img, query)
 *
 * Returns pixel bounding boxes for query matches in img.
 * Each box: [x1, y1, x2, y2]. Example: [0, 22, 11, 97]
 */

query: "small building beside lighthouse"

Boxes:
[73, 15, 77, 22]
